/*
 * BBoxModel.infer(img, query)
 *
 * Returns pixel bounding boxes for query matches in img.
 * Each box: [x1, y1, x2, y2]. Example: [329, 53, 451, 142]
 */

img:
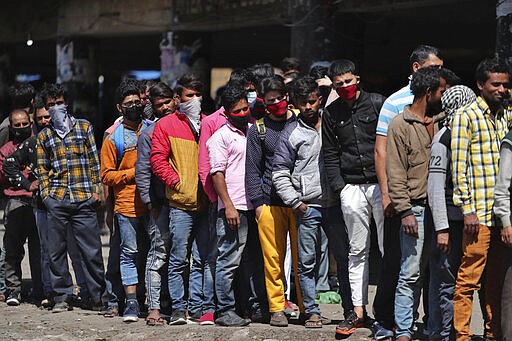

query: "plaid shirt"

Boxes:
[37, 117, 101, 203]
[451, 96, 512, 226]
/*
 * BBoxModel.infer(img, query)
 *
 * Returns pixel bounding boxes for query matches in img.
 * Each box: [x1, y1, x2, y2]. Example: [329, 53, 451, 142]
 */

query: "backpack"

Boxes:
[113, 119, 152, 168]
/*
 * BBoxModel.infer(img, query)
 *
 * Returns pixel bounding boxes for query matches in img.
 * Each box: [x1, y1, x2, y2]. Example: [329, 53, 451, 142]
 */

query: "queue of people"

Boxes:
[0, 45, 510, 341]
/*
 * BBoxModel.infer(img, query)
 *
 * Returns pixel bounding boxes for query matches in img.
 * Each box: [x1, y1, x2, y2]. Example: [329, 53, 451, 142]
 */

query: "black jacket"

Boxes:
[322, 90, 386, 193]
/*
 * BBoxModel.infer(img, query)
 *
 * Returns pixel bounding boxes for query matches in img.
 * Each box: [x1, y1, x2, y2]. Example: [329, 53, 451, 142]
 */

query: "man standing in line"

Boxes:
[37, 101, 105, 313]
[373, 45, 443, 338]
[387, 66, 446, 341]
[452, 57, 511, 341]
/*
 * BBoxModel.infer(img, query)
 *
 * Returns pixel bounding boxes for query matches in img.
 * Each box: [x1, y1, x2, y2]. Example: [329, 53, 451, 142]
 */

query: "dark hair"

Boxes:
[115, 79, 140, 105]
[328, 59, 358, 79]
[175, 74, 203, 96]
[9, 108, 30, 125]
[41, 83, 67, 103]
[149, 82, 174, 102]
[33, 94, 45, 111]
[248, 63, 274, 86]
[291, 76, 319, 106]
[281, 57, 301, 73]
[440, 68, 462, 87]
[409, 45, 443, 70]
[309, 65, 328, 80]
[229, 68, 257, 87]
[475, 57, 510, 84]
[221, 84, 248, 112]
[7, 83, 35, 110]
[410, 66, 443, 97]
[258, 75, 286, 96]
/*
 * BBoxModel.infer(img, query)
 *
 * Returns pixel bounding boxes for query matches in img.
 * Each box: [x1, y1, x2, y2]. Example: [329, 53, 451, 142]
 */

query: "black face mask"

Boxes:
[10, 126, 32, 141]
[229, 114, 251, 130]
[123, 105, 144, 122]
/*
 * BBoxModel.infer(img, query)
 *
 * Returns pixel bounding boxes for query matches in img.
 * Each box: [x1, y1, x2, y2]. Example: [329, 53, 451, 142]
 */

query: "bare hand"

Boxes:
[437, 230, 450, 254]
[316, 75, 332, 87]
[225, 205, 240, 230]
[294, 203, 308, 216]
[382, 193, 396, 218]
[29, 180, 39, 192]
[255, 205, 263, 221]
[463, 214, 479, 236]
[402, 214, 419, 238]
[502, 226, 512, 248]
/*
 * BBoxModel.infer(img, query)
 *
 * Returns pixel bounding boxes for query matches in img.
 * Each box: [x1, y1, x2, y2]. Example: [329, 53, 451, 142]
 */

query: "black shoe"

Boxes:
[336, 310, 365, 335]
[6, 292, 21, 306]
[52, 301, 73, 313]
[215, 311, 250, 327]
[169, 309, 187, 325]
[251, 309, 271, 324]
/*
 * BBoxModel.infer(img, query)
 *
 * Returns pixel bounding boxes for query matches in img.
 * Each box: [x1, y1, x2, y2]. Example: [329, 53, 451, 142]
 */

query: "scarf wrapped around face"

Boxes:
[441, 85, 477, 127]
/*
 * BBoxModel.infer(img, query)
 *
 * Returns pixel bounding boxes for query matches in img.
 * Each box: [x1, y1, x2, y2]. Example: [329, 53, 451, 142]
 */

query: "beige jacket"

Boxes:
[386, 105, 444, 217]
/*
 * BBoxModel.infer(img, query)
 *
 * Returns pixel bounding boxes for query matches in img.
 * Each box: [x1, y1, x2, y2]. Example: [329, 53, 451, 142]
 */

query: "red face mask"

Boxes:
[336, 84, 358, 101]
[266, 99, 288, 116]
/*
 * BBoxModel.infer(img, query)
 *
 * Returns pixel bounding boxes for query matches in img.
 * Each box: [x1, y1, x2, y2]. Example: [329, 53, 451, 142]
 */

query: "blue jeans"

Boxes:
[145, 206, 170, 310]
[296, 206, 323, 316]
[429, 221, 463, 341]
[215, 209, 249, 315]
[395, 205, 430, 339]
[117, 213, 150, 287]
[168, 207, 216, 313]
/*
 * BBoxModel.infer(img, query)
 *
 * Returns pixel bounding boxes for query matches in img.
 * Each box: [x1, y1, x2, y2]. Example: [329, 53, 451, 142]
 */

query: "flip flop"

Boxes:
[146, 316, 166, 326]
[305, 314, 323, 329]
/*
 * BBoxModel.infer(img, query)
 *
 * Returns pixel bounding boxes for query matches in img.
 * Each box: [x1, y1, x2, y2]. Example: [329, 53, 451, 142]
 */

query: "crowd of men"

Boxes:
[0, 44, 511, 341]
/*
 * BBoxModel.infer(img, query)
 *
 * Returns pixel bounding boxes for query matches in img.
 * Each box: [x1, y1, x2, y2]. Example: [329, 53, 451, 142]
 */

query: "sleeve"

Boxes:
[85, 123, 102, 193]
[135, 131, 152, 205]
[272, 133, 301, 209]
[100, 137, 135, 187]
[451, 110, 475, 215]
[386, 121, 411, 217]
[37, 133, 51, 200]
[198, 120, 218, 202]
[495, 142, 512, 227]
[321, 107, 346, 193]
[427, 141, 450, 231]
[0, 146, 9, 186]
[245, 124, 265, 208]
[3, 140, 32, 191]
[376, 99, 399, 136]
[150, 119, 180, 188]
[206, 132, 228, 175]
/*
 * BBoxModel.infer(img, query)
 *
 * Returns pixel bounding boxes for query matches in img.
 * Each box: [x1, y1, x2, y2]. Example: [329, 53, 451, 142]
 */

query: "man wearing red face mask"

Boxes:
[322, 59, 387, 335]
[245, 75, 303, 327]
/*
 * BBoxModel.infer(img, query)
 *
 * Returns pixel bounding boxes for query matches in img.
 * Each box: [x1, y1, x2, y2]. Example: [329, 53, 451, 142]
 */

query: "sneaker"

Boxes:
[215, 311, 250, 327]
[41, 297, 55, 309]
[6, 292, 21, 306]
[270, 311, 288, 327]
[373, 321, 394, 340]
[52, 301, 73, 313]
[99, 305, 119, 318]
[123, 300, 139, 323]
[251, 309, 271, 324]
[169, 309, 187, 325]
[284, 300, 299, 318]
[190, 311, 215, 325]
[336, 310, 365, 335]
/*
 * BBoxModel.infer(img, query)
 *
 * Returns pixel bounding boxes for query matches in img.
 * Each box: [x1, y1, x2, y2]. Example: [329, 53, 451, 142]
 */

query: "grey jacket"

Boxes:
[494, 133, 512, 228]
[272, 118, 338, 209]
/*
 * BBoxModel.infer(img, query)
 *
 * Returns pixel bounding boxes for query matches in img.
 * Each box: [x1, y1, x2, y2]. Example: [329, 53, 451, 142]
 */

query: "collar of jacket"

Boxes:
[402, 105, 445, 125]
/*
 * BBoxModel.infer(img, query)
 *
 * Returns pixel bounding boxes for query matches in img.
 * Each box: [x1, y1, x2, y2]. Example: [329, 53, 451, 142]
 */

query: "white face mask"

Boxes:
[247, 91, 257, 107]
[179, 97, 202, 132]
[48, 104, 70, 138]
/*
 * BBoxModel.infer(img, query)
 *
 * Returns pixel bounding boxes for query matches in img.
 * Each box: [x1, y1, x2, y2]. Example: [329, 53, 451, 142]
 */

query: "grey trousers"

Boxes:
[503, 247, 512, 341]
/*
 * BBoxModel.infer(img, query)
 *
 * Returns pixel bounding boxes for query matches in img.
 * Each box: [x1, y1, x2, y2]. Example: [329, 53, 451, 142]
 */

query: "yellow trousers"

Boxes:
[257, 204, 304, 313]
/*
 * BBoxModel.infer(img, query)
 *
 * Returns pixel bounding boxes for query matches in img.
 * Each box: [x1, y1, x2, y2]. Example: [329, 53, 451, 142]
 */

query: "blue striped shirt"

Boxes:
[376, 81, 413, 136]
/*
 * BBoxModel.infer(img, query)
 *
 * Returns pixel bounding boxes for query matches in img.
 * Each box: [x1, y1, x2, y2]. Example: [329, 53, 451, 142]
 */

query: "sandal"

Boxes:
[100, 306, 119, 318]
[305, 314, 323, 329]
[146, 316, 166, 326]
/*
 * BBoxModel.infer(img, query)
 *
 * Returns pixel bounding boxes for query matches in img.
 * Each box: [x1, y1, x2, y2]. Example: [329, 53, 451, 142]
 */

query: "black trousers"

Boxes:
[45, 195, 105, 303]
[3, 200, 42, 297]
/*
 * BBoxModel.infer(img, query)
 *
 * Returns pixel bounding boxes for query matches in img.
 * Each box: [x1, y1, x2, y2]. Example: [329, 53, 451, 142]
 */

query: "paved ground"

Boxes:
[0, 220, 485, 341]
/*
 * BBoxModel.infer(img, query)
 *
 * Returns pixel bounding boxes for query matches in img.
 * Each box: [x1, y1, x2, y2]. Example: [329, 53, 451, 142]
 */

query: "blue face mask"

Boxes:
[247, 91, 257, 109]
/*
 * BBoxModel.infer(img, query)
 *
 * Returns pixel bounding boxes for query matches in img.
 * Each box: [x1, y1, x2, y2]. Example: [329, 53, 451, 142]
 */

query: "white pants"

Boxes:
[340, 183, 384, 306]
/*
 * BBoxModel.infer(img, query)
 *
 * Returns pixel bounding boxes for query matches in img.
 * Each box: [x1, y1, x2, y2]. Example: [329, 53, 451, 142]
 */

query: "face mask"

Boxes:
[336, 84, 358, 101]
[49, 104, 70, 138]
[179, 97, 202, 132]
[266, 99, 288, 116]
[123, 105, 144, 122]
[247, 91, 257, 108]
[228, 108, 251, 129]
[10, 126, 32, 141]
